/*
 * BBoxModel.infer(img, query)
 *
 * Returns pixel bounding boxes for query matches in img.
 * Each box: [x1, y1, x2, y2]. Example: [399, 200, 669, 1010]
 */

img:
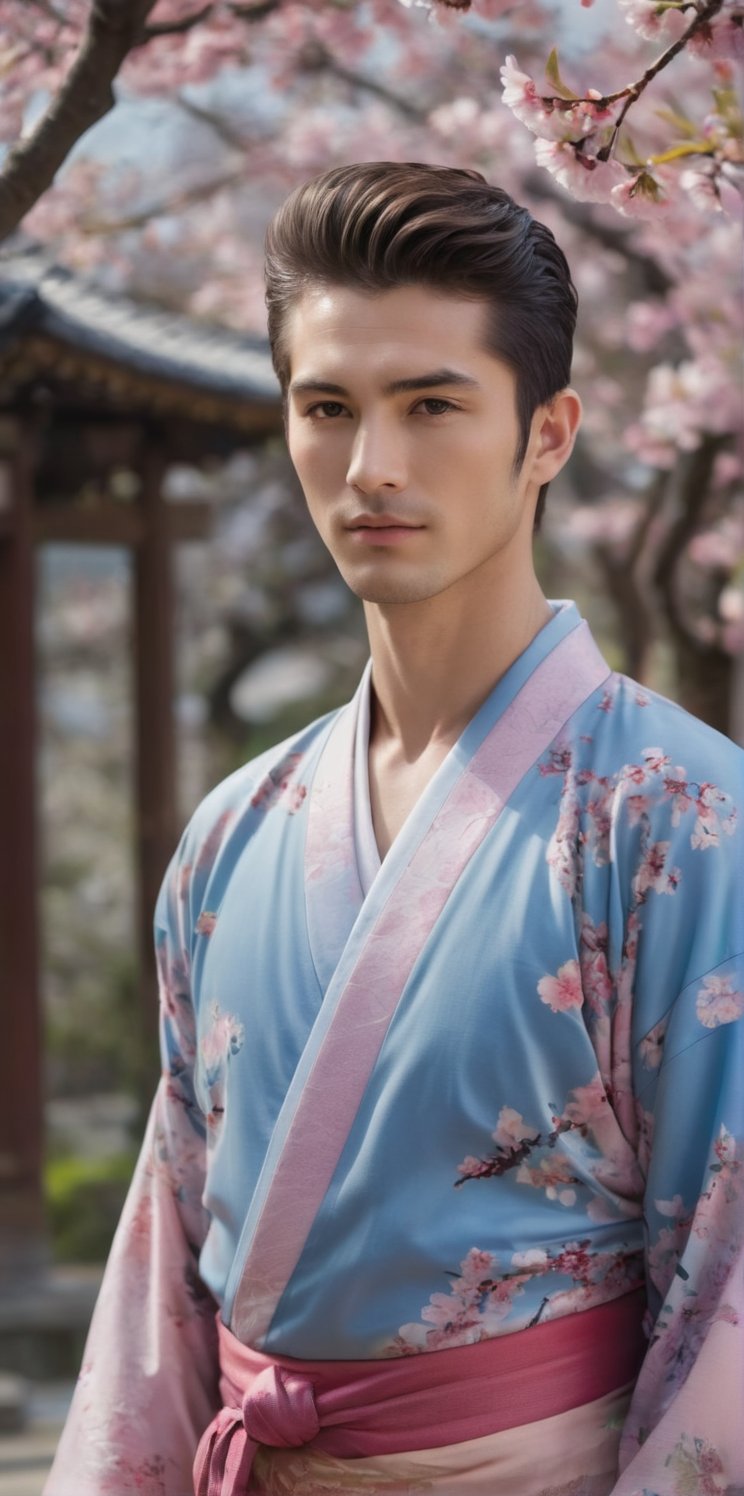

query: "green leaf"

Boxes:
[649, 141, 714, 164]
[545, 48, 578, 101]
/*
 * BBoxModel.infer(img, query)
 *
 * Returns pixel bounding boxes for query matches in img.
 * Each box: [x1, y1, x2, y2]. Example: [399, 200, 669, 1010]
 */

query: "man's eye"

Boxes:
[417, 398, 454, 416]
[307, 401, 346, 418]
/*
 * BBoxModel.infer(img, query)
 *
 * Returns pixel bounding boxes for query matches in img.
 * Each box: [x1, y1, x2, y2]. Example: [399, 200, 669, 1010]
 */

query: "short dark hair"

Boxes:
[265, 161, 578, 527]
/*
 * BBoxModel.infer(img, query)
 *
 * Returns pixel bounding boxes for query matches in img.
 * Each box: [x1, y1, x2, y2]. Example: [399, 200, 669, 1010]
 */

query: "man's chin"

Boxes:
[345, 573, 447, 607]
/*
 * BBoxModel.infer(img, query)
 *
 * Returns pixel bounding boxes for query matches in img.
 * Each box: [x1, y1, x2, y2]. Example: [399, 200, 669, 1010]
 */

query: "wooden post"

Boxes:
[0, 418, 47, 1280]
[133, 434, 177, 1090]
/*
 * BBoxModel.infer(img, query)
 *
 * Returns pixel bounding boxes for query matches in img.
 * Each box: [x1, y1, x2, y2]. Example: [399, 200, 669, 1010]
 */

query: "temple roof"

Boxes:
[0, 245, 281, 432]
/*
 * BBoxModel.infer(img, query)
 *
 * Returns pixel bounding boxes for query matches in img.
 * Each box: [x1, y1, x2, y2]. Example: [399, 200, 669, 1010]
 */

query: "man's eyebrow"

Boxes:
[288, 369, 480, 399]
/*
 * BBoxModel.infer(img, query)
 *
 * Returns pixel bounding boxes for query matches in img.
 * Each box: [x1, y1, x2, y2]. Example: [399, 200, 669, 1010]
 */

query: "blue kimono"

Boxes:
[45, 601, 744, 1496]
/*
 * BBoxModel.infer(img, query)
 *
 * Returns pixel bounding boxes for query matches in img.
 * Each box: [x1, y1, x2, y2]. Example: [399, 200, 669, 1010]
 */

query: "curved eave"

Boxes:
[0, 332, 284, 436]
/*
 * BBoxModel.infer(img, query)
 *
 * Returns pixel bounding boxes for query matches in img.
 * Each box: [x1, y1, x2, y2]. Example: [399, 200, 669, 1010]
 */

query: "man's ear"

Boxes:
[526, 389, 582, 488]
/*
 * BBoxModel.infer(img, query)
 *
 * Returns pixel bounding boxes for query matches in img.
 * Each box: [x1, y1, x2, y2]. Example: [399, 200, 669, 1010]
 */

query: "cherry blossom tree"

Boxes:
[1, 0, 742, 731]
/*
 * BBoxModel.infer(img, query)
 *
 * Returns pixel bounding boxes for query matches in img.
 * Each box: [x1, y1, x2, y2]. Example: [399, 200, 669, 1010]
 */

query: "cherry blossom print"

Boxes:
[544, 730, 738, 912]
[695, 972, 744, 1029]
[577, 916, 613, 1019]
[666, 1434, 728, 1496]
[195, 809, 235, 872]
[516, 1152, 579, 1207]
[389, 1246, 531, 1352]
[643, 1127, 741, 1388]
[195, 910, 217, 936]
[199, 1000, 245, 1138]
[200, 1000, 245, 1083]
[639, 1017, 668, 1070]
[632, 840, 682, 900]
[492, 1105, 540, 1150]
[537, 958, 584, 1014]
[250, 752, 308, 815]
[453, 1090, 634, 1213]
[390, 1236, 644, 1353]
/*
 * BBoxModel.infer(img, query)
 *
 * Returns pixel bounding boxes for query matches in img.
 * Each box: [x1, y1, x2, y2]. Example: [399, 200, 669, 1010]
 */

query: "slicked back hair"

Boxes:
[264, 161, 578, 527]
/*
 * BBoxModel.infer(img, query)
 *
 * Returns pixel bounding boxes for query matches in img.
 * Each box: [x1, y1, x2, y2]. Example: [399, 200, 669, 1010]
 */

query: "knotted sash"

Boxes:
[194, 1288, 646, 1495]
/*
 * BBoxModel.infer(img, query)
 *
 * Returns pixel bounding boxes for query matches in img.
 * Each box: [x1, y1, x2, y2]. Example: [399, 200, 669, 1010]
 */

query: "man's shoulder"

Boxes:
[178, 703, 343, 864]
[587, 671, 743, 791]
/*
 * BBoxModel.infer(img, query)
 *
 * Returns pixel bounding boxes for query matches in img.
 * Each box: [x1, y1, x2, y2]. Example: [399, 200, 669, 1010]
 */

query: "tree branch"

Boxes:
[143, 0, 282, 33]
[591, 470, 670, 680]
[84, 165, 250, 232]
[653, 434, 727, 651]
[297, 39, 427, 122]
[230, 0, 283, 18]
[175, 94, 251, 152]
[0, 0, 159, 243]
[533, 0, 726, 155]
[143, 3, 214, 40]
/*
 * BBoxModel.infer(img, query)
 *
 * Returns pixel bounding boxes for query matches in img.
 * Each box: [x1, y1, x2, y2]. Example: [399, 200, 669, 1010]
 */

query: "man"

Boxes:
[46, 163, 743, 1496]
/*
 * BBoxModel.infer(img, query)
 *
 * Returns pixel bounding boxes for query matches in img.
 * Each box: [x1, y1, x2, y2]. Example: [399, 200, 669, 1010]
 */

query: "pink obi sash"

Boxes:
[193, 1288, 646, 1495]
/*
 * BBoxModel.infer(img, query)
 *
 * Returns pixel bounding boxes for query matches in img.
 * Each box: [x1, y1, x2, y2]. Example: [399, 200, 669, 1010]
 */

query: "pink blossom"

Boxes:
[195, 911, 217, 936]
[200, 999, 245, 1081]
[610, 173, 670, 219]
[680, 163, 744, 222]
[511, 1247, 548, 1268]
[517, 1153, 577, 1199]
[579, 917, 613, 1015]
[639, 1018, 667, 1070]
[626, 299, 676, 353]
[492, 1106, 539, 1149]
[689, 13, 744, 61]
[632, 840, 681, 899]
[619, 0, 688, 43]
[696, 973, 744, 1028]
[563, 1073, 610, 1126]
[642, 747, 671, 776]
[533, 139, 626, 202]
[537, 959, 584, 1013]
[625, 794, 651, 826]
[500, 55, 614, 143]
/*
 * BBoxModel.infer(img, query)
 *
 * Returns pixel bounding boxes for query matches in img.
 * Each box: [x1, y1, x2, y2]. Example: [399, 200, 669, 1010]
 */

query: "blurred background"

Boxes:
[0, 0, 742, 1486]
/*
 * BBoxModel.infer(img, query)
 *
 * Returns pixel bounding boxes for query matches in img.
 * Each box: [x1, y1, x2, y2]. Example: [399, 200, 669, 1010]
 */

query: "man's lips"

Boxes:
[347, 514, 424, 530]
[345, 515, 426, 547]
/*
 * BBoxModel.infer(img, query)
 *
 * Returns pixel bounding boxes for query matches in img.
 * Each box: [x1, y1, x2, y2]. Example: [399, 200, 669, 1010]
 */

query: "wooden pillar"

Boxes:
[133, 435, 178, 1084]
[0, 418, 47, 1279]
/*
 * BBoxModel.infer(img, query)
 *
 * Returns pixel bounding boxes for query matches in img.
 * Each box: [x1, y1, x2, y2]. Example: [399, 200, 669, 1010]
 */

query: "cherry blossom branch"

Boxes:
[595, 0, 726, 161]
[0, 0, 158, 242]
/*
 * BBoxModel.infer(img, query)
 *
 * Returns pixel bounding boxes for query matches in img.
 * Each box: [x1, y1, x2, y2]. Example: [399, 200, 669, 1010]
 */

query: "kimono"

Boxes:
[45, 601, 744, 1496]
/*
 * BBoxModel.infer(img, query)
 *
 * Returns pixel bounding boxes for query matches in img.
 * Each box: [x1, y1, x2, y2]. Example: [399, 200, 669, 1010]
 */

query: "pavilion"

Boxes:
[0, 245, 283, 1280]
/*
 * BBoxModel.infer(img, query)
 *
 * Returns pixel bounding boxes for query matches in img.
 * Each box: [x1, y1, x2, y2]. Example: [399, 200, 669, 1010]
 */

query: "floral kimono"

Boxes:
[45, 602, 744, 1496]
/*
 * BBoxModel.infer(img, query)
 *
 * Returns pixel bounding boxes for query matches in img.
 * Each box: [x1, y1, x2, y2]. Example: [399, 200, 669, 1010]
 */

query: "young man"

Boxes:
[46, 163, 743, 1496]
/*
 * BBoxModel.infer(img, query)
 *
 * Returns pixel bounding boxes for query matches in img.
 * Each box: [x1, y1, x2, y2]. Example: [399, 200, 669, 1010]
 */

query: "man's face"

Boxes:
[284, 283, 542, 607]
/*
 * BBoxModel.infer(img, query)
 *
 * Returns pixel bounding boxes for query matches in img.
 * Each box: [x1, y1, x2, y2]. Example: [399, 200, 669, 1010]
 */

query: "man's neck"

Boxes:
[364, 566, 552, 762]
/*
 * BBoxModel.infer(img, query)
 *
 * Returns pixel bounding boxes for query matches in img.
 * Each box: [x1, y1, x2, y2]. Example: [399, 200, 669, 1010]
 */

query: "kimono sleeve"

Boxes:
[613, 952, 744, 1496]
[43, 844, 220, 1496]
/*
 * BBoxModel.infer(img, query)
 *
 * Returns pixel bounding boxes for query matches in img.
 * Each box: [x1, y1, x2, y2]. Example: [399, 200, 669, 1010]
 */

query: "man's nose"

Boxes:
[345, 420, 407, 495]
